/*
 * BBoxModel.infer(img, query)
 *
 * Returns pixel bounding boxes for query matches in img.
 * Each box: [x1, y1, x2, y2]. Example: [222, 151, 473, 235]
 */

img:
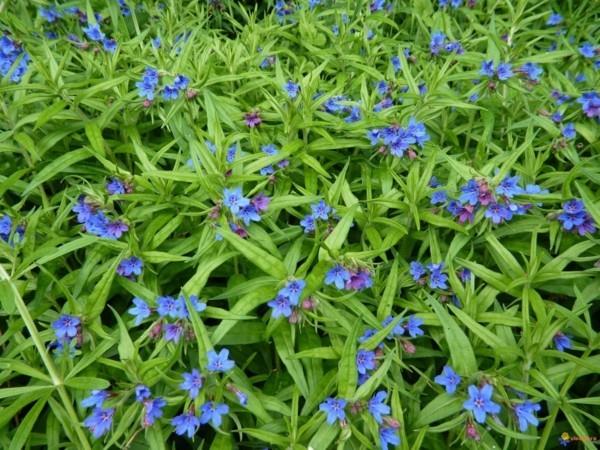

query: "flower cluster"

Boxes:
[325, 264, 373, 291]
[319, 392, 400, 449]
[0, 34, 29, 83]
[480, 60, 513, 81]
[429, 31, 464, 56]
[72, 196, 129, 239]
[82, 22, 117, 53]
[116, 256, 143, 280]
[556, 199, 596, 235]
[319, 94, 362, 123]
[367, 117, 430, 158]
[267, 279, 306, 320]
[0, 214, 24, 245]
[82, 391, 115, 439]
[136, 67, 190, 103]
[106, 178, 132, 195]
[437, 175, 547, 225]
[410, 261, 449, 289]
[577, 92, 600, 119]
[171, 349, 237, 436]
[221, 187, 270, 227]
[434, 364, 542, 434]
[358, 314, 424, 380]
[260, 144, 289, 176]
[81, 349, 241, 439]
[128, 294, 207, 342]
[134, 385, 166, 428]
[517, 62, 544, 82]
[300, 200, 337, 233]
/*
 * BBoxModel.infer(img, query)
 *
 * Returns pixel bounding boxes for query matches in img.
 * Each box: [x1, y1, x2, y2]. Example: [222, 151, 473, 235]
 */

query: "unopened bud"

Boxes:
[402, 340, 416, 354]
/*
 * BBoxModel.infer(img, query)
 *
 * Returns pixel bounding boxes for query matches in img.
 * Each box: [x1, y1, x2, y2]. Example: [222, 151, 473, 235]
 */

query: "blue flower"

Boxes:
[180, 369, 203, 399]
[0, 35, 30, 83]
[579, 42, 596, 58]
[430, 31, 446, 55]
[356, 349, 377, 375]
[463, 384, 501, 423]
[391, 56, 401, 72]
[268, 294, 294, 318]
[319, 398, 347, 424]
[379, 426, 400, 449]
[520, 62, 543, 81]
[434, 365, 462, 394]
[459, 179, 480, 205]
[368, 391, 390, 423]
[359, 328, 377, 343]
[562, 123, 576, 140]
[459, 268, 472, 282]
[0, 214, 12, 241]
[207, 349, 235, 373]
[383, 315, 405, 338]
[576, 92, 600, 119]
[325, 265, 351, 289]
[128, 297, 151, 325]
[496, 175, 522, 198]
[106, 178, 126, 195]
[485, 203, 513, 224]
[409, 261, 426, 282]
[199, 402, 229, 427]
[117, 256, 143, 278]
[82, 390, 109, 408]
[135, 385, 151, 402]
[40, 6, 61, 23]
[344, 105, 362, 123]
[174, 74, 189, 90]
[480, 60, 495, 78]
[497, 62, 513, 81]
[171, 413, 200, 438]
[428, 264, 448, 290]
[143, 397, 166, 427]
[284, 81, 300, 99]
[52, 314, 80, 341]
[163, 323, 183, 342]
[83, 24, 105, 42]
[189, 295, 207, 313]
[514, 401, 541, 432]
[405, 316, 424, 337]
[236, 204, 261, 225]
[102, 38, 117, 53]
[281, 279, 306, 303]
[431, 190, 447, 205]
[152, 37, 161, 48]
[156, 296, 185, 319]
[162, 85, 179, 100]
[223, 187, 250, 215]
[84, 407, 114, 439]
[261, 144, 278, 156]
[406, 117, 430, 147]
[553, 332, 571, 351]
[546, 12, 563, 26]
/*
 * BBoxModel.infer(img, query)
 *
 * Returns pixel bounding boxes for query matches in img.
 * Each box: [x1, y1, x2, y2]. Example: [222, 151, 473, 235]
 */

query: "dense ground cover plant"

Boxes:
[0, 0, 599, 448]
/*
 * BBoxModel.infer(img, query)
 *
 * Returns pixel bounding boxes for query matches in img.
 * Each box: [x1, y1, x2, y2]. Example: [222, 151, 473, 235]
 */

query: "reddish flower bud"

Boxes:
[402, 340, 416, 354]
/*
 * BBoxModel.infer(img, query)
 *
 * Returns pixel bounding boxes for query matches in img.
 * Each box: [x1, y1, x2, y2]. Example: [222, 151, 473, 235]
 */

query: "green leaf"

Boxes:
[24, 148, 91, 196]
[337, 320, 361, 399]
[219, 227, 288, 279]
[426, 294, 477, 374]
